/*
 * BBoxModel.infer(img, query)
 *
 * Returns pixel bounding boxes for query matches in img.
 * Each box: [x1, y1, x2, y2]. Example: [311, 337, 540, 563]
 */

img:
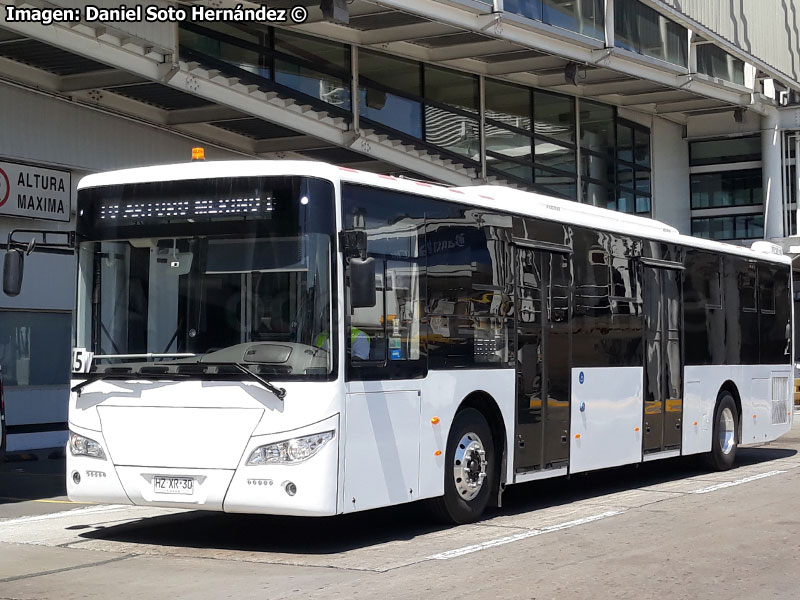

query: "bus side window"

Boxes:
[342, 183, 427, 380]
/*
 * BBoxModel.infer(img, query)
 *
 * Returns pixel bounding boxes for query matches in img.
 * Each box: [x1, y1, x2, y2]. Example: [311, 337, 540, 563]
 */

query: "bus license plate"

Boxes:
[153, 476, 194, 495]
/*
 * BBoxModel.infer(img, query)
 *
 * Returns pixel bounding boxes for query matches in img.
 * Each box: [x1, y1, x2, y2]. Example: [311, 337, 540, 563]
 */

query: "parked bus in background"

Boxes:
[3, 159, 792, 523]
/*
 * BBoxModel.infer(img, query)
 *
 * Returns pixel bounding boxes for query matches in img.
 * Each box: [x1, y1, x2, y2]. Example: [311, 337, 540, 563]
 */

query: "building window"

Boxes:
[485, 80, 577, 196]
[179, 22, 351, 111]
[689, 136, 763, 242]
[423, 65, 480, 161]
[690, 136, 761, 167]
[692, 214, 764, 241]
[504, 0, 605, 40]
[359, 50, 422, 138]
[580, 101, 651, 215]
[615, 0, 688, 67]
[0, 311, 71, 387]
[273, 29, 351, 110]
[696, 44, 745, 85]
[690, 169, 763, 209]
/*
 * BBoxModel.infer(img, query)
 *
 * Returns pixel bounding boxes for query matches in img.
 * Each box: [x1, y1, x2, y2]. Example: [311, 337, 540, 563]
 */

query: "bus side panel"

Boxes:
[343, 370, 515, 510]
[569, 367, 643, 474]
[343, 390, 420, 513]
[741, 365, 793, 444]
[682, 365, 793, 455]
[417, 369, 516, 501]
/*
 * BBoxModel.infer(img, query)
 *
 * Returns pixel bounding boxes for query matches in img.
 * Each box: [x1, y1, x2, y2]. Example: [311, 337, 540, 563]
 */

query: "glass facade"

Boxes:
[689, 137, 763, 241]
[691, 170, 763, 209]
[485, 79, 534, 182]
[690, 136, 761, 167]
[0, 311, 71, 387]
[504, 0, 605, 40]
[179, 21, 652, 214]
[484, 81, 578, 194]
[359, 50, 422, 138]
[273, 29, 351, 110]
[692, 214, 765, 241]
[615, 0, 688, 67]
[180, 22, 351, 113]
[423, 65, 480, 160]
[696, 44, 745, 85]
[581, 102, 651, 215]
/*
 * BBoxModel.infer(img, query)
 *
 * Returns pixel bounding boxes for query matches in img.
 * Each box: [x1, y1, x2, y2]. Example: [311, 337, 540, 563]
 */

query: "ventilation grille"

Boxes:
[772, 377, 789, 424]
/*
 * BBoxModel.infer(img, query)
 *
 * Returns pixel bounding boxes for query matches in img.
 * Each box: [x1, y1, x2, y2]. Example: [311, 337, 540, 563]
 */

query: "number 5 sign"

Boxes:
[72, 348, 94, 374]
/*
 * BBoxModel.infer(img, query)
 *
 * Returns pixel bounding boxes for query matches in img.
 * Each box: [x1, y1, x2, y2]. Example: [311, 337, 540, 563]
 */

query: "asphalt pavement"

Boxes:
[1, 418, 799, 600]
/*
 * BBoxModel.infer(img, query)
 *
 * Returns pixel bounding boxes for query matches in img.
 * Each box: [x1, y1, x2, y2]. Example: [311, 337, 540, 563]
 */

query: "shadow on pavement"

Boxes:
[74, 446, 796, 555]
[78, 502, 445, 555]
[0, 448, 66, 505]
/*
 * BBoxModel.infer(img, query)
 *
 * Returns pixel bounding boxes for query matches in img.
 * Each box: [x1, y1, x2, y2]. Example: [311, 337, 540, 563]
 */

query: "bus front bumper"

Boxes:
[67, 416, 340, 516]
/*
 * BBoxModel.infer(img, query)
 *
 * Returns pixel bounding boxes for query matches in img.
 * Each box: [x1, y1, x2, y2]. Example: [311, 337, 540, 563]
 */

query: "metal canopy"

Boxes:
[0, 0, 767, 187]
[0, 28, 401, 174]
[270, 0, 751, 119]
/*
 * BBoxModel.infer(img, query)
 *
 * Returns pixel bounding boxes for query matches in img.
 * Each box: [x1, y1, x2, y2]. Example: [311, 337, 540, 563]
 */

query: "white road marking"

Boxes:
[689, 470, 786, 495]
[0, 504, 129, 527]
[429, 466, 790, 561]
[427, 511, 622, 560]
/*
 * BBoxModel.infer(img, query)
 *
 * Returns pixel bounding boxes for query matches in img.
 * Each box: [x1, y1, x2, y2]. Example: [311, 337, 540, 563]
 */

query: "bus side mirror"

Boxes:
[350, 257, 376, 308]
[3, 249, 24, 297]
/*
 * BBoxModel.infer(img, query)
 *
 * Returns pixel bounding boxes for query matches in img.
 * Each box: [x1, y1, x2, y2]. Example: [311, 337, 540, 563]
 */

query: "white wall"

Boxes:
[650, 116, 690, 234]
[0, 81, 244, 451]
[0, 83, 242, 173]
[686, 110, 761, 139]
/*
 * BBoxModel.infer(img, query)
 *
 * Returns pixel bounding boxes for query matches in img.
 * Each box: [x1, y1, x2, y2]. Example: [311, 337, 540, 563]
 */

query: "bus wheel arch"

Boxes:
[459, 391, 506, 495]
[430, 392, 506, 524]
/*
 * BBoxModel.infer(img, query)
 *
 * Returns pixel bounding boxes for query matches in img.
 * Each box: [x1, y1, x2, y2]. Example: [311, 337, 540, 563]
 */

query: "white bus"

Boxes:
[6, 159, 792, 524]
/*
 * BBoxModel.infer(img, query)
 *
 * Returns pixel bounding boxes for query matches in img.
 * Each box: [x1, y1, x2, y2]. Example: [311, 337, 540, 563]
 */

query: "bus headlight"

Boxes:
[247, 431, 334, 465]
[69, 432, 106, 460]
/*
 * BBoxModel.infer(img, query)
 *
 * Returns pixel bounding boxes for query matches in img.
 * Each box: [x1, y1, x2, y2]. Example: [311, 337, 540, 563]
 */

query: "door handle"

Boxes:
[675, 419, 681, 430]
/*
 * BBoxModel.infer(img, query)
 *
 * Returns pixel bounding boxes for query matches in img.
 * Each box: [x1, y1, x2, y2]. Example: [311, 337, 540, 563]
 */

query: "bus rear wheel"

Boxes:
[432, 408, 495, 524]
[704, 391, 738, 471]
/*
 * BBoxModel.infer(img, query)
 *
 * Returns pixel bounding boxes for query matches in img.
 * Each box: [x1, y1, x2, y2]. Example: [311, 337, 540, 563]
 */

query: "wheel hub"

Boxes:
[719, 406, 736, 455]
[453, 432, 487, 501]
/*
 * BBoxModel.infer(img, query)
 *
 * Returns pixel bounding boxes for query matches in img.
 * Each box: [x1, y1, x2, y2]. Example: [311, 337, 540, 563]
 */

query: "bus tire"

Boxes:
[704, 391, 738, 471]
[431, 408, 495, 524]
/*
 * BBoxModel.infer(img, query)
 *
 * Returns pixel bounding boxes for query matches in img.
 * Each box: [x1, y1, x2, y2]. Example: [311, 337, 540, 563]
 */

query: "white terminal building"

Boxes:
[1, 0, 800, 450]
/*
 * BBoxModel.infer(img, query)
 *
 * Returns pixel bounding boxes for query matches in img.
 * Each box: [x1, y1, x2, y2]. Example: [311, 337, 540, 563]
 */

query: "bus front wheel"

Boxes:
[432, 408, 495, 524]
[704, 391, 738, 471]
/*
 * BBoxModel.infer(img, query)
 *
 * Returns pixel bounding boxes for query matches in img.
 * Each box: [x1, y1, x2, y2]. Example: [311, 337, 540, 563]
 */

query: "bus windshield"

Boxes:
[74, 175, 337, 380]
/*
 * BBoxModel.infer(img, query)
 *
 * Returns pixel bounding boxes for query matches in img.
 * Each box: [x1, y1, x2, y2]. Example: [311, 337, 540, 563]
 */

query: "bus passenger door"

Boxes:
[642, 265, 683, 454]
[514, 247, 571, 473]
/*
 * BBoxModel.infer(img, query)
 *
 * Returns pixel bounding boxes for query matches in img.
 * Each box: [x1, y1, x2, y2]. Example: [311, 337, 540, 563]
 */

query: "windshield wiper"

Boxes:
[71, 360, 287, 400]
[204, 362, 287, 400]
[71, 370, 192, 395]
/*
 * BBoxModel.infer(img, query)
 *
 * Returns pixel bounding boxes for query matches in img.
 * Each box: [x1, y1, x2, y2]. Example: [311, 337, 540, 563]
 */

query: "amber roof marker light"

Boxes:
[191, 147, 206, 161]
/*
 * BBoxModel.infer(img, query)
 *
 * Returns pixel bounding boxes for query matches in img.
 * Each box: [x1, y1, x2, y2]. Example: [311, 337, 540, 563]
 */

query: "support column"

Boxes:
[795, 135, 800, 237]
[687, 30, 698, 74]
[604, 0, 615, 49]
[479, 75, 487, 181]
[763, 107, 784, 239]
[351, 46, 360, 134]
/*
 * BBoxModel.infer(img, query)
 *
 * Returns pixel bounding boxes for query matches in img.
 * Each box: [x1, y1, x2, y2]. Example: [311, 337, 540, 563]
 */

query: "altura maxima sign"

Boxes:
[0, 161, 71, 222]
